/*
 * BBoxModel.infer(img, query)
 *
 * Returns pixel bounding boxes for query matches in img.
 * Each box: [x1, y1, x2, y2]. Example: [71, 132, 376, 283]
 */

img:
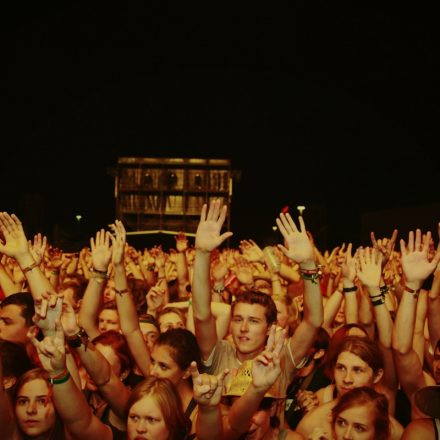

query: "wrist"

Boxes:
[299, 261, 316, 270]
[367, 286, 381, 297]
[342, 279, 355, 288]
[405, 280, 422, 291]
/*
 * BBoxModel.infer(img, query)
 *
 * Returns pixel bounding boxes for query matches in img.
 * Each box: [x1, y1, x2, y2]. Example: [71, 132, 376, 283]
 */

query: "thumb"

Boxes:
[189, 361, 200, 380]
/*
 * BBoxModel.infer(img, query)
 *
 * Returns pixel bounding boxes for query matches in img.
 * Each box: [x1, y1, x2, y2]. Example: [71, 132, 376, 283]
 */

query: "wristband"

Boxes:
[48, 371, 71, 385]
[114, 287, 129, 296]
[21, 261, 39, 274]
[342, 286, 357, 293]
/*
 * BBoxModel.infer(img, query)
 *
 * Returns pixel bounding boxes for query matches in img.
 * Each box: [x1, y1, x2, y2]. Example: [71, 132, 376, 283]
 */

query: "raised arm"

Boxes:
[193, 200, 233, 360]
[0, 213, 56, 301]
[428, 222, 440, 349]
[110, 220, 150, 377]
[392, 229, 440, 399]
[190, 362, 228, 440]
[174, 232, 191, 298]
[78, 229, 112, 339]
[61, 301, 132, 420]
[30, 321, 112, 440]
[276, 213, 323, 365]
[341, 243, 358, 324]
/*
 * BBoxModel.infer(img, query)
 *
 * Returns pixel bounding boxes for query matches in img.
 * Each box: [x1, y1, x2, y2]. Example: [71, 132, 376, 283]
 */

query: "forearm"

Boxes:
[196, 405, 223, 440]
[15, 252, 57, 299]
[428, 272, 440, 348]
[368, 286, 393, 348]
[78, 277, 105, 338]
[227, 385, 266, 436]
[74, 339, 131, 419]
[323, 289, 343, 328]
[176, 252, 190, 295]
[114, 265, 139, 334]
[193, 250, 213, 321]
[270, 273, 284, 296]
[343, 279, 358, 324]
[413, 290, 428, 365]
[53, 373, 111, 438]
[392, 286, 419, 355]
[301, 264, 323, 329]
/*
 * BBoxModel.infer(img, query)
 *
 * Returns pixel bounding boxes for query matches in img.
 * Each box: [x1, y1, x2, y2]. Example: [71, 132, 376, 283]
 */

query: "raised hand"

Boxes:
[33, 293, 63, 335]
[60, 301, 80, 337]
[90, 229, 112, 272]
[235, 257, 254, 286]
[0, 212, 30, 259]
[276, 213, 314, 264]
[211, 257, 228, 282]
[371, 229, 398, 267]
[28, 319, 66, 376]
[175, 232, 189, 253]
[146, 284, 165, 312]
[252, 326, 286, 391]
[28, 233, 47, 266]
[195, 200, 233, 253]
[190, 361, 229, 407]
[355, 247, 382, 288]
[400, 229, 440, 286]
[109, 220, 126, 267]
[240, 239, 264, 263]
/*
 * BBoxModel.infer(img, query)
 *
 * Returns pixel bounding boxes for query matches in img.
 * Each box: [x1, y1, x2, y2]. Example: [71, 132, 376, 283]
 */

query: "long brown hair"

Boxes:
[126, 377, 190, 440]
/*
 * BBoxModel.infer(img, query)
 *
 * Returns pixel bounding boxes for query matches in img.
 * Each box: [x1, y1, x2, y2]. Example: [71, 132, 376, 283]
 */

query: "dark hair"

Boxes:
[92, 330, 132, 374]
[332, 387, 389, 440]
[126, 377, 190, 440]
[330, 336, 384, 379]
[231, 291, 277, 325]
[156, 328, 202, 373]
[0, 340, 33, 380]
[0, 292, 35, 327]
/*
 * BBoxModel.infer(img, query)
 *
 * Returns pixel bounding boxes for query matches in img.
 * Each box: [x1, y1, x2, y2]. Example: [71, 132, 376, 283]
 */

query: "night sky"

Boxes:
[3, 3, 439, 252]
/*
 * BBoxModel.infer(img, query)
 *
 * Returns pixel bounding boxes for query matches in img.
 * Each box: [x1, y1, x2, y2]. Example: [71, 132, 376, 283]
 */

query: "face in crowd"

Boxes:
[333, 351, 382, 396]
[0, 303, 30, 345]
[157, 311, 185, 333]
[333, 403, 376, 440]
[15, 378, 56, 438]
[127, 394, 169, 440]
[98, 308, 120, 333]
[230, 302, 270, 359]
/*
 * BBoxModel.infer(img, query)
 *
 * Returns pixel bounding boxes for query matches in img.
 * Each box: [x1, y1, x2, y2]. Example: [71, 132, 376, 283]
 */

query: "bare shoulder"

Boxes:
[285, 430, 306, 439]
[296, 400, 335, 438]
[402, 418, 435, 439]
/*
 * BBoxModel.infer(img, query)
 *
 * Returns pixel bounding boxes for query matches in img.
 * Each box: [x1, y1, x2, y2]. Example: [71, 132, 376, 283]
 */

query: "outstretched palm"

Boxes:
[276, 213, 314, 264]
[195, 200, 233, 252]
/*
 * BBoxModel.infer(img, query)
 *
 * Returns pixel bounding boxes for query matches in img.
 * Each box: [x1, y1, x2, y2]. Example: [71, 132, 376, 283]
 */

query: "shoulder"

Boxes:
[296, 400, 335, 438]
[402, 418, 435, 439]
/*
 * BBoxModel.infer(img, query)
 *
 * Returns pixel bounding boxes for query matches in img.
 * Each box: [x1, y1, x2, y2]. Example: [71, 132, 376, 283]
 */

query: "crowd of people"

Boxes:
[1, 200, 440, 439]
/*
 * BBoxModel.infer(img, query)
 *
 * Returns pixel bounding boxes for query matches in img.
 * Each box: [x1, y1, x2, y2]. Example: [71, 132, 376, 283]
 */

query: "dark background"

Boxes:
[2, 3, 439, 252]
